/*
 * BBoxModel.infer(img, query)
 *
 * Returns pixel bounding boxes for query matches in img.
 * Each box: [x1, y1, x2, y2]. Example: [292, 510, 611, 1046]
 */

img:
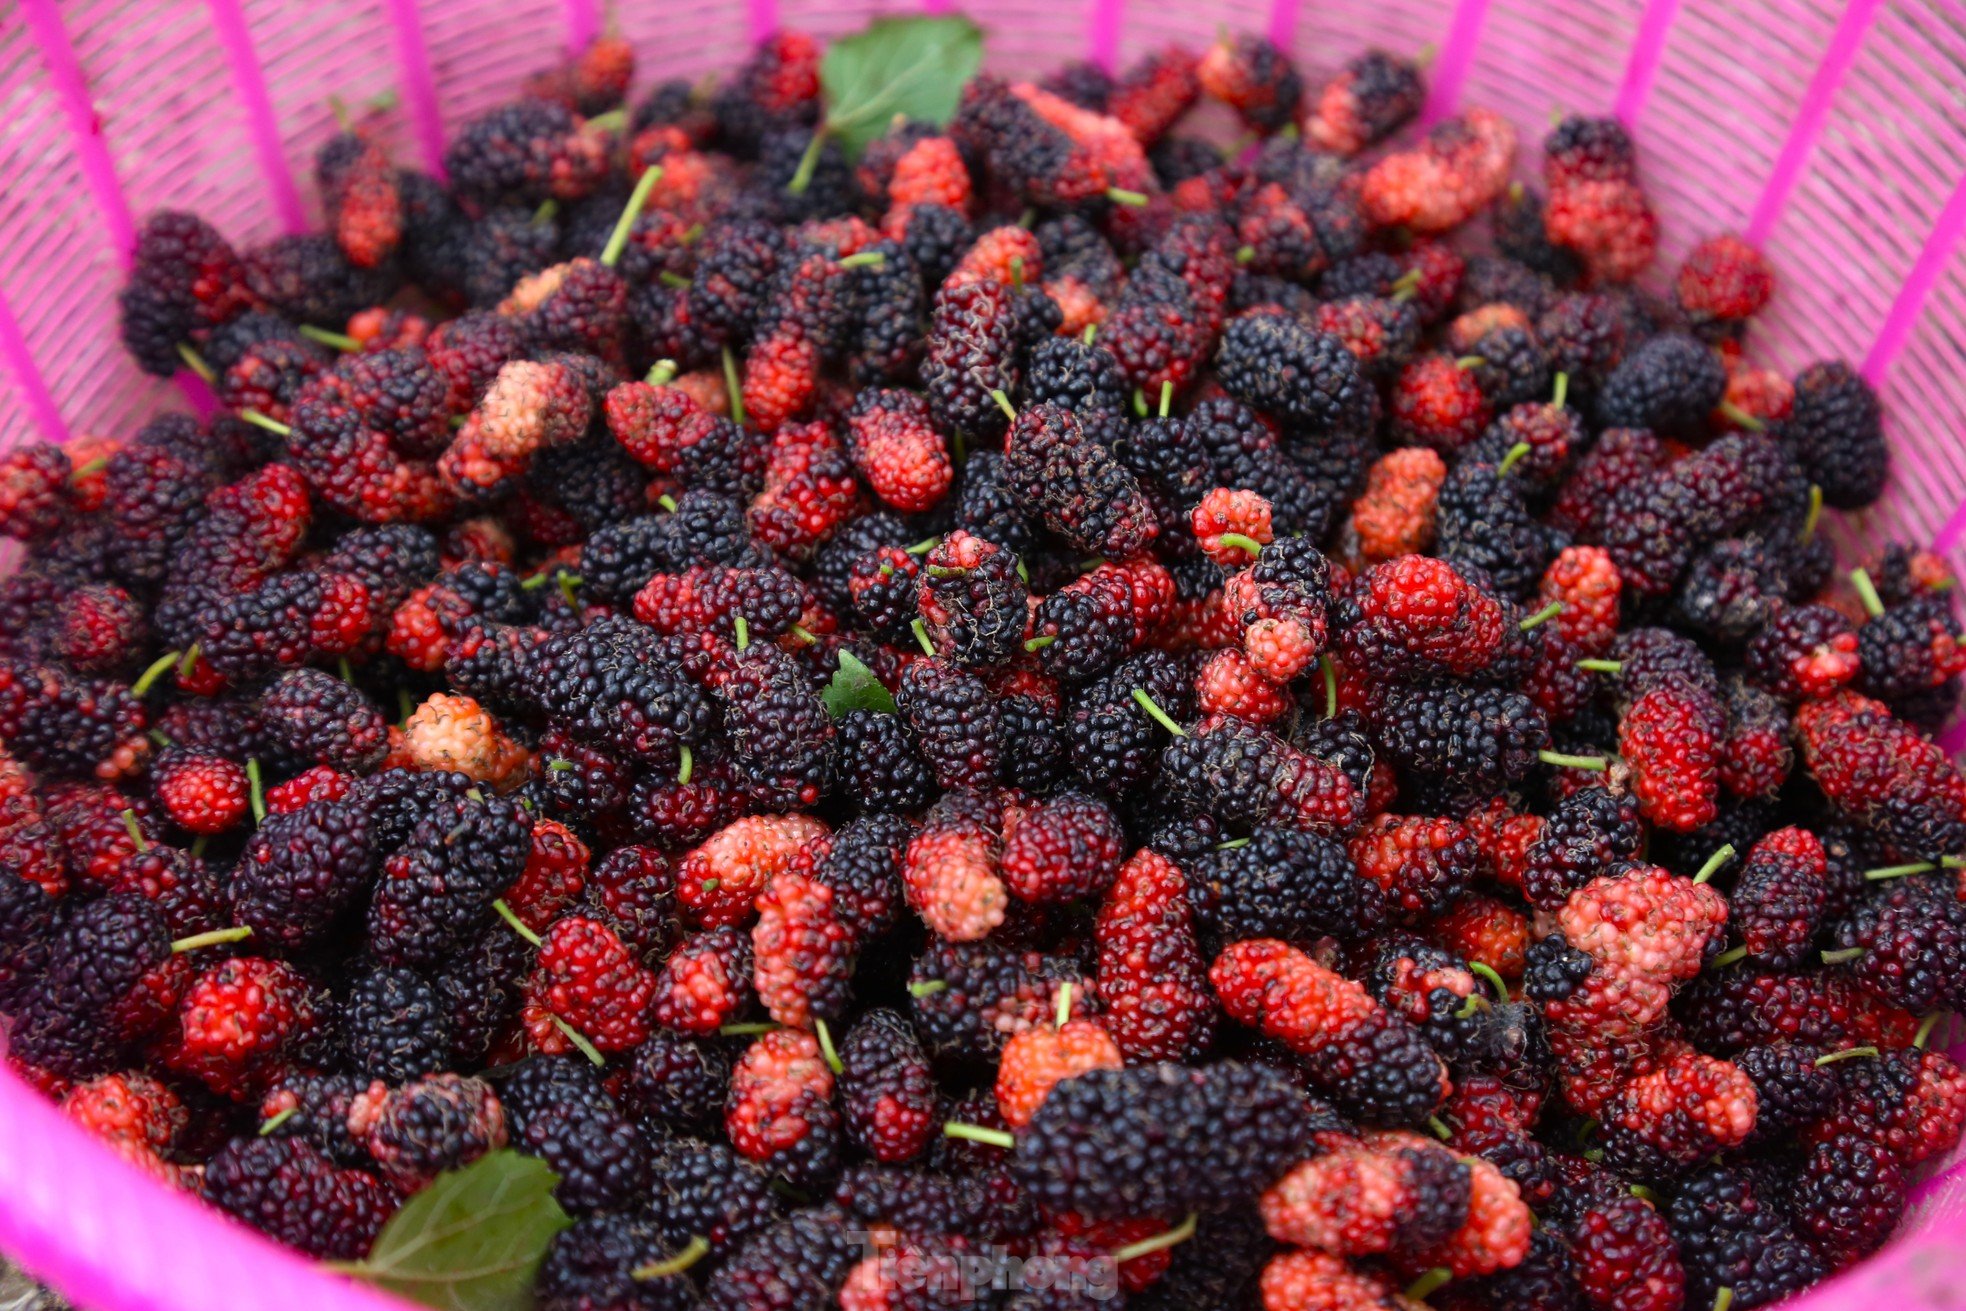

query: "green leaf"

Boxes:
[819, 15, 984, 157]
[820, 649, 896, 717]
[341, 1151, 570, 1311]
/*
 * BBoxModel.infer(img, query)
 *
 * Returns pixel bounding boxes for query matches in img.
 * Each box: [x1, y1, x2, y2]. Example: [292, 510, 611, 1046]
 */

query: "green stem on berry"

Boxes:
[1131, 688, 1186, 737]
[397, 687, 416, 726]
[71, 456, 109, 481]
[1079, 557, 1108, 572]
[149, 729, 173, 749]
[336, 657, 355, 684]
[673, 745, 693, 786]
[1791, 491, 1825, 558]
[176, 343, 217, 383]
[1629, 1184, 1660, 1204]
[1215, 532, 1265, 560]
[1131, 389, 1148, 417]
[1008, 256, 1025, 290]
[718, 1021, 780, 1036]
[1518, 600, 1563, 631]
[840, 250, 886, 269]
[258, 1106, 297, 1136]
[558, 573, 583, 610]
[120, 808, 147, 852]
[521, 572, 552, 590]
[190, 835, 208, 858]
[923, 564, 968, 579]
[911, 617, 936, 657]
[1849, 567, 1885, 619]
[1319, 654, 1337, 720]
[646, 359, 678, 387]
[492, 898, 543, 947]
[1712, 1287, 1734, 1311]
[1551, 371, 1569, 411]
[1821, 947, 1865, 965]
[1469, 961, 1509, 1002]
[1866, 860, 1937, 880]
[1576, 658, 1624, 674]
[786, 128, 829, 195]
[1717, 401, 1765, 433]
[814, 1017, 844, 1074]
[658, 270, 691, 289]
[246, 757, 265, 824]
[1014, 560, 1029, 585]
[1814, 1045, 1879, 1067]
[1054, 981, 1073, 1029]
[602, 165, 663, 267]
[171, 926, 253, 954]
[131, 650, 182, 698]
[906, 537, 940, 555]
[733, 615, 751, 651]
[1234, 244, 1256, 265]
[298, 324, 360, 352]
[1709, 945, 1748, 969]
[240, 410, 292, 437]
[1495, 440, 1532, 477]
[1404, 1268, 1453, 1303]
[943, 1122, 1016, 1149]
[1389, 268, 1422, 302]
[1112, 1212, 1197, 1264]
[766, 1178, 810, 1205]
[1455, 993, 1488, 1019]
[546, 758, 574, 773]
[1015, 208, 1037, 229]
[658, 493, 679, 512]
[585, 108, 628, 134]
[1456, 357, 1486, 373]
[907, 980, 947, 999]
[1691, 844, 1736, 885]
[721, 346, 746, 426]
[1914, 1012, 1946, 1050]
[989, 389, 1017, 422]
[1024, 635, 1057, 653]
[1082, 324, 1097, 345]
[1105, 187, 1149, 207]
[552, 1015, 607, 1066]
[1216, 837, 1251, 850]
[631, 1236, 711, 1281]
[1427, 1115, 1452, 1140]
[1538, 750, 1608, 772]
[531, 198, 559, 227]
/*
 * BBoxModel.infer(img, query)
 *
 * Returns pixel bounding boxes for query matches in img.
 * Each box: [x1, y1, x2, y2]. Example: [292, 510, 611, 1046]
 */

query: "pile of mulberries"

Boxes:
[1, 22, 1956, 1311]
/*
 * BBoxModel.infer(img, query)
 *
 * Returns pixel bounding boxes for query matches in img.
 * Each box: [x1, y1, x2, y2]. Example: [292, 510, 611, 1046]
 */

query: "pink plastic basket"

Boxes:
[2, 1, 1965, 1308]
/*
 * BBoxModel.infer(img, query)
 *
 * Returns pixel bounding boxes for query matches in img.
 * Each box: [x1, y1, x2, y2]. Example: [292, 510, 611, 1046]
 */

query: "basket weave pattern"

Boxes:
[0, 1, 1962, 1308]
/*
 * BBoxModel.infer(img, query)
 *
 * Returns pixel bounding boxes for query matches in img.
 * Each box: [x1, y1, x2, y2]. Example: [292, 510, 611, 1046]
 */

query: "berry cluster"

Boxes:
[0, 23, 1957, 1311]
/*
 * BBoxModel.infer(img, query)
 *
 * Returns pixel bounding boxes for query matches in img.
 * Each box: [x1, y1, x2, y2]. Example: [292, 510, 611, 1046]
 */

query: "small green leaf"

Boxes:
[820, 649, 895, 717]
[342, 1150, 569, 1311]
[819, 15, 984, 157]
